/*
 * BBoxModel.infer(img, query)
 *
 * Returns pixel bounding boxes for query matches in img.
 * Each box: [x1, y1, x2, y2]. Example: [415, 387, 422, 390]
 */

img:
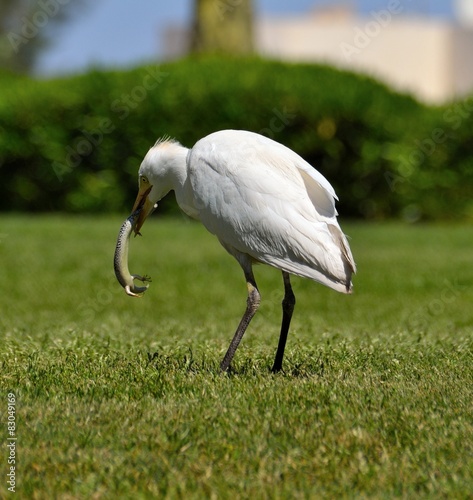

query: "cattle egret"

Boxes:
[123, 130, 356, 372]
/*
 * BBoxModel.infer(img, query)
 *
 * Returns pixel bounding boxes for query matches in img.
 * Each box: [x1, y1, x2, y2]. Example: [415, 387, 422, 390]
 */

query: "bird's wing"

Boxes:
[188, 130, 355, 292]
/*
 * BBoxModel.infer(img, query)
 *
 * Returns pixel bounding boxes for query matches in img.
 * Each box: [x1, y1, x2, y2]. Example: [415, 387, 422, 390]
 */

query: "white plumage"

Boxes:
[130, 130, 356, 372]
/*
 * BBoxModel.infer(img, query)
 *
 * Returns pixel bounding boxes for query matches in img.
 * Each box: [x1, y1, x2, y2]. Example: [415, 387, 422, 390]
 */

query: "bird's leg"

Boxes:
[271, 272, 296, 373]
[220, 266, 260, 372]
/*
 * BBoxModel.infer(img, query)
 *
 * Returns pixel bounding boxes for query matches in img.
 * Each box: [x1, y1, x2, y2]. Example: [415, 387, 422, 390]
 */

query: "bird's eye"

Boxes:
[141, 176, 149, 184]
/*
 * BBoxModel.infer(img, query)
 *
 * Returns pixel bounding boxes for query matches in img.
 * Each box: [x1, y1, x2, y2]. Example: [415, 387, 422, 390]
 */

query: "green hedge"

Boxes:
[0, 57, 471, 219]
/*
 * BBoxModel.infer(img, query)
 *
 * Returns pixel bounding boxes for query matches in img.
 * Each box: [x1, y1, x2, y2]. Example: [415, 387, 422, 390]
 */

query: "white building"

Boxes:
[164, 2, 473, 104]
[256, 5, 473, 104]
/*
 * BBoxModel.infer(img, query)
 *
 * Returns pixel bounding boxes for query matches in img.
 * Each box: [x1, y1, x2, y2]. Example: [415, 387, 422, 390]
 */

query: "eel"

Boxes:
[114, 208, 151, 297]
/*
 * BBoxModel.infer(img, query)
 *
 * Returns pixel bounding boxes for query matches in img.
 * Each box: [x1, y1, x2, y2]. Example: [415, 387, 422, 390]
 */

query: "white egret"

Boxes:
[122, 130, 356, 372]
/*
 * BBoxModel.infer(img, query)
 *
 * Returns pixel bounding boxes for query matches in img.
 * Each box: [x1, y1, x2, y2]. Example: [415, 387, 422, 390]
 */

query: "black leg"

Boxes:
[271, 272, 296, 373]
[220, 266, 260, 372]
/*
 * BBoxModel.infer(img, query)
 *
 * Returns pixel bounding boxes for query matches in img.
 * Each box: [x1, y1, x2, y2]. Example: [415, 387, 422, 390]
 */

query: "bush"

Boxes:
[392, 97, 473, 221]
[0, 57, 470, 219]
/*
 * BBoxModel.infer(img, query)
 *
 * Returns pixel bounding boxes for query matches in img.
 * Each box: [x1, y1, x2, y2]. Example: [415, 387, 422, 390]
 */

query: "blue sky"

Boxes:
[36, 0, 456, 76]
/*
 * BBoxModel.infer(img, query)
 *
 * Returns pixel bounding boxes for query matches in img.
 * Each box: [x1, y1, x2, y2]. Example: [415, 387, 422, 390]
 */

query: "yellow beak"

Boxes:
[131, 184, 154, 235]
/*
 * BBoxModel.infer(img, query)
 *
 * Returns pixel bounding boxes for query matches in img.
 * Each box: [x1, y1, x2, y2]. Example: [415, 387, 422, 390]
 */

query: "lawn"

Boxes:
[1, 215, 472, 498]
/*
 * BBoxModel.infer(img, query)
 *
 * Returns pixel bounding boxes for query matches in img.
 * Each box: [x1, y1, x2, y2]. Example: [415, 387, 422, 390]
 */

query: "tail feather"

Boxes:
[328, 224, 356, 292]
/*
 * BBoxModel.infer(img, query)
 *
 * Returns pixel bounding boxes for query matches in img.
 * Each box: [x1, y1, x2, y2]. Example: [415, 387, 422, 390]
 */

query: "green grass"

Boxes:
[1, 215, 472, 498]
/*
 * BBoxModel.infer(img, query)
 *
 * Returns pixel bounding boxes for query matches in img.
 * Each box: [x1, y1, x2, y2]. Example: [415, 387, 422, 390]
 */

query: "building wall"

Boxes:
[451, 27, 473, 99]
[163, 8, 473, 103]
[257, 14, 471, 103]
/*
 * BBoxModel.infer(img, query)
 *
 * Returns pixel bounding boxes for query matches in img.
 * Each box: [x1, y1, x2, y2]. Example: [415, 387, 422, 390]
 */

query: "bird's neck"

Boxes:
[164, 145, 199, 219]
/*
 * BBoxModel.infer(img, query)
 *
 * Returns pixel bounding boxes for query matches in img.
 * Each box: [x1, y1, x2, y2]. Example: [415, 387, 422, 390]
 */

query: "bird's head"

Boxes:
[131, 138, 185, 235]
